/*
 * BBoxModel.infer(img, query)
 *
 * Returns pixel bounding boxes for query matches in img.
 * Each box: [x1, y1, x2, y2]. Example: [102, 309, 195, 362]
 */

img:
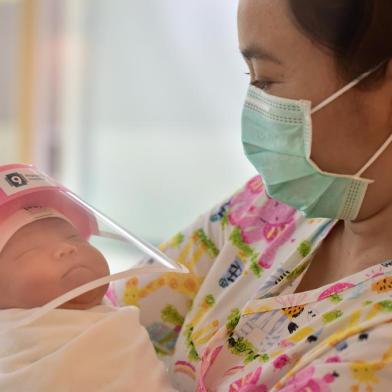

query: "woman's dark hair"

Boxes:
[288, 0, 392, 85]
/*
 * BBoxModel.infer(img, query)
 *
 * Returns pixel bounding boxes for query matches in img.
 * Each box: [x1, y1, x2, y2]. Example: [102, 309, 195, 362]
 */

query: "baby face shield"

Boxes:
[0, 163, 188, 329]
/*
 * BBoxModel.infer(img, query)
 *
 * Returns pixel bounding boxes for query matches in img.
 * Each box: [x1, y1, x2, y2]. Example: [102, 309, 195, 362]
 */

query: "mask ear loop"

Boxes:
[311, 63, 384, 114]
[309, 61, 390, 181]
[355, 133, 392, 178]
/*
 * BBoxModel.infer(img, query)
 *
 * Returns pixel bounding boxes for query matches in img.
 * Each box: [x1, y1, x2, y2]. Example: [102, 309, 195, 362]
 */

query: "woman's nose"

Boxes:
[54, 243, 78, 260]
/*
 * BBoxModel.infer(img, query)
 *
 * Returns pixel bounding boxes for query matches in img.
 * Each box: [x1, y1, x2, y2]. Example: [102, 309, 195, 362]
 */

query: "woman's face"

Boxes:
[238, 0, 392, 221]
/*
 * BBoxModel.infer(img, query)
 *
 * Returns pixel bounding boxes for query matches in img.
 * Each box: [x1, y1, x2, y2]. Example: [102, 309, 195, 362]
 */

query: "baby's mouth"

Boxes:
[62, 264, 92, 279]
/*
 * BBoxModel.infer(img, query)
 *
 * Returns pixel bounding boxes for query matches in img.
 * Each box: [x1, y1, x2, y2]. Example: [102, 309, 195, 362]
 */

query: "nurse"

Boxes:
[113, 1, 392, 390]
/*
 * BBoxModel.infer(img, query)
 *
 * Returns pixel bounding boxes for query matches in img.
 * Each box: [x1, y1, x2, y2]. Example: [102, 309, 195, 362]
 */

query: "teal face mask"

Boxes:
[242, 67, 392, 220]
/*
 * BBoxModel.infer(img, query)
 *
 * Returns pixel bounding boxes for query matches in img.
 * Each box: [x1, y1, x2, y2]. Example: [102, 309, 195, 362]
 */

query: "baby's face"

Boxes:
[0, 218, 110, 309]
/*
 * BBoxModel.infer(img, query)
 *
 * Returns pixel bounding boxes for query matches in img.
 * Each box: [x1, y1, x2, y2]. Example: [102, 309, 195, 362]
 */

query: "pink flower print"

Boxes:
[317, 282, 355, 301]
[322, 373, 336, 384]
[279, 339, 295, 349]
[261, 198, 297, 225]
[258, 201, 297, 269]
[229, 367, 267, 392]
[365, 266, 384, 279]
[240, 199, 296, 245]
[174, 361, 196, 380]
[196, 345, 223, 392]
[262, 223, 286, 243]
[229, 183, 264, 226]
[229, 188, 297, 270]
[273, 354, 290, 370]
[105, 285, 118, 306]
[247, 176, 264, 194]
[237, 386, 268, 392]
[325, 356, 341, 364]
[201, 345, 223, 376]
[224, 365, 246, 377]
[278, 366, 335, 392]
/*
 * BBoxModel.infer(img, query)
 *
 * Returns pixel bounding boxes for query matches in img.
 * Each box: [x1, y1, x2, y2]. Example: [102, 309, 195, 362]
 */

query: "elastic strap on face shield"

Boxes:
[5, 264, 187, 333]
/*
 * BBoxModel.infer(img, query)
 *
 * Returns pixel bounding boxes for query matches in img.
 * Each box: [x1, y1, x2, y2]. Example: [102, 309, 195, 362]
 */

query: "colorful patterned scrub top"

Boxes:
[110, 176, 392, 391]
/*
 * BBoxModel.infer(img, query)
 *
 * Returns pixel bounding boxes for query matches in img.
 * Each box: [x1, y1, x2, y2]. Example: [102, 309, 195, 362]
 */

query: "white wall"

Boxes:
[60, 0, 256, 243]
[0, 2, 20, 164]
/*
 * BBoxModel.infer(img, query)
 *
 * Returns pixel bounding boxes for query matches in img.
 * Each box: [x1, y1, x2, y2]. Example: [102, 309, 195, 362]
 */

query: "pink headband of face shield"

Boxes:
[0, 207, 72, 254]
[0, 164, 97, 242]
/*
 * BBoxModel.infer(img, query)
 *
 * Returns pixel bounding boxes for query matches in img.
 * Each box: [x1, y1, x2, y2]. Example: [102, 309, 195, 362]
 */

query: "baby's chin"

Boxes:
[60, 284, 109, 310]
[59, 266, 110, 310]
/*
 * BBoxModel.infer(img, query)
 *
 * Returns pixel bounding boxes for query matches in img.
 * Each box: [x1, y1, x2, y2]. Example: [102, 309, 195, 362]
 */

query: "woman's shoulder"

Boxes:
[159, 175, 313, 279]
[161, 175, 312, 262]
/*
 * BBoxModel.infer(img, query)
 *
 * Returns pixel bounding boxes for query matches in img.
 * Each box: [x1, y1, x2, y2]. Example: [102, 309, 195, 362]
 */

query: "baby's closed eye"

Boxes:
[15, 247, 39, 260]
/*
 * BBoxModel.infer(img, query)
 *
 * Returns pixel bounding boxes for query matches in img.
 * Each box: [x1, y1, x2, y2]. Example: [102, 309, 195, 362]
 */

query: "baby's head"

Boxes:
[0, 207, 110, 310]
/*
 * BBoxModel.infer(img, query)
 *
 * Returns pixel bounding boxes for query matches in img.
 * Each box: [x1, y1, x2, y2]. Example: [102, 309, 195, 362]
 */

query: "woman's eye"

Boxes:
[244, 72, 275, 91]
[252, 80, 274, 91]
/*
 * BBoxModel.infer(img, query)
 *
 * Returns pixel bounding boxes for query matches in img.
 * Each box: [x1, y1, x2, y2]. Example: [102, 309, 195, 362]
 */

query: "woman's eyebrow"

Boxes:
[240, 45, 283, 65]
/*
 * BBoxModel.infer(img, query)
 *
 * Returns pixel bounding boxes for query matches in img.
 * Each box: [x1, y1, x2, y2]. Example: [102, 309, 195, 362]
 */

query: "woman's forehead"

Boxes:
[238, 1, 298, 60]
[237, 0, 331, 70]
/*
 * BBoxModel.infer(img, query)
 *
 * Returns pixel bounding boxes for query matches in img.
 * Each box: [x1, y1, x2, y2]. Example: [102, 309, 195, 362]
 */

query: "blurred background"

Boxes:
[0, 0, 255, 245]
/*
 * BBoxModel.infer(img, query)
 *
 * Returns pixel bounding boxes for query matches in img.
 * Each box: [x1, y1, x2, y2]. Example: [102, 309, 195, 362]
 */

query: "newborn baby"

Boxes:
[0, 207, 175, 391]
[0, 212, 109, 310]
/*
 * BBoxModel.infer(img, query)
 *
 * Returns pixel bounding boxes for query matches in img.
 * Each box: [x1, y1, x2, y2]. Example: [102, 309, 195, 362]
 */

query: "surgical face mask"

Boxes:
[242, 65, 392, 220]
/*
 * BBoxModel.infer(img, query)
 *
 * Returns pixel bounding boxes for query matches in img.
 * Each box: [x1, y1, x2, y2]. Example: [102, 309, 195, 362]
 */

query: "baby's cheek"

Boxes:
[16, 270, 62, 307]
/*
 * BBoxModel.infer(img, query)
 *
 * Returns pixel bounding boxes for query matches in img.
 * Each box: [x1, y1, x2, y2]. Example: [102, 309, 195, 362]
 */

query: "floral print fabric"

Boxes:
[111, 176, 392, 391]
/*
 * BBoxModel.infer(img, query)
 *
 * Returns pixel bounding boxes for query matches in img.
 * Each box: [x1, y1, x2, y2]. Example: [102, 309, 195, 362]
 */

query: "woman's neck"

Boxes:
[342, 201, 392, 273]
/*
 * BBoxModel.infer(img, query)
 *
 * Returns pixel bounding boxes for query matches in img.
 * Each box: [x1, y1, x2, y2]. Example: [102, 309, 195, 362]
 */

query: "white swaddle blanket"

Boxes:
[0, 304, 176, 391]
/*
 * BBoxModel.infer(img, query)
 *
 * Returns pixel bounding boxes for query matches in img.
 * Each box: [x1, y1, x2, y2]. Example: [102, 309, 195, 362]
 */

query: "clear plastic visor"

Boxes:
[0, 164, 187, 331]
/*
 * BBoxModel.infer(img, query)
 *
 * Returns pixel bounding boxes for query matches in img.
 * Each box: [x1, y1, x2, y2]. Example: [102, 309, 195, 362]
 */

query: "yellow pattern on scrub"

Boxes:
[112, 176, 392, 391]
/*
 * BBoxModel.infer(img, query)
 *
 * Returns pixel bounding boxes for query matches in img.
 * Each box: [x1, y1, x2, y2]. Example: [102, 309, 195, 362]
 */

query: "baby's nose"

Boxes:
[54, 243, 77, 259]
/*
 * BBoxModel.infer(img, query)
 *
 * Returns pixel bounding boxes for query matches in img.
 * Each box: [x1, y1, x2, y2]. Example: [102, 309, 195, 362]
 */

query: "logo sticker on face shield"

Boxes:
[5, 173, 28, 188]
[0, 167, 57, 196]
